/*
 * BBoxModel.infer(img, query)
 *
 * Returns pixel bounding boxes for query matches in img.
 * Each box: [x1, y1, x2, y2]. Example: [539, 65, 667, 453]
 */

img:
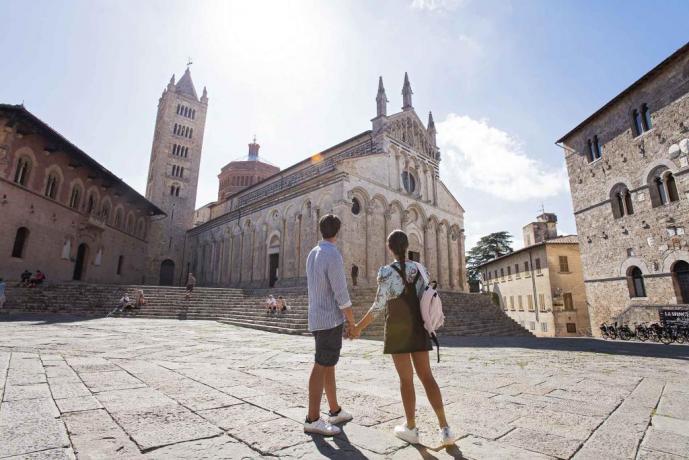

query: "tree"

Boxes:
[466, 231, 514, 287]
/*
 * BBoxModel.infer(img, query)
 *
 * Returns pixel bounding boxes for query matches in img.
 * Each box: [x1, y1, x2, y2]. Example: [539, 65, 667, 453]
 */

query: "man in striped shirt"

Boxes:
[304, 214, 355, 436]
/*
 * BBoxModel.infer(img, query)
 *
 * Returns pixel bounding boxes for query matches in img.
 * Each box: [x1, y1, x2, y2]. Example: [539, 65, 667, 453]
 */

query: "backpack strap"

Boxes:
[390, 263, 421, 288]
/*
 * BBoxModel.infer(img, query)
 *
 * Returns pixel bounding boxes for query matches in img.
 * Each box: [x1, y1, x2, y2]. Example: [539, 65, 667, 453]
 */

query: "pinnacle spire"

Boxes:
[175, 67, 198, 100]
[428, 111, 436, 131]
[402, 72, 413, 111]
[376, 76, 388, 117]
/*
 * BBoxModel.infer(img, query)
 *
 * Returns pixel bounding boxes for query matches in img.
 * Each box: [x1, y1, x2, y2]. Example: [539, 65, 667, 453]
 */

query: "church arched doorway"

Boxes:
[267, 234, 280, 287]
[72, 243, 89, 281]
[672, 261, 689, 304]
[160, 259, 175, 286]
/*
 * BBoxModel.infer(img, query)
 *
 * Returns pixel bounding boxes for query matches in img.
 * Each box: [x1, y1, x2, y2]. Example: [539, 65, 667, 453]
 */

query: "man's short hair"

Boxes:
[319, 214, 341, 239]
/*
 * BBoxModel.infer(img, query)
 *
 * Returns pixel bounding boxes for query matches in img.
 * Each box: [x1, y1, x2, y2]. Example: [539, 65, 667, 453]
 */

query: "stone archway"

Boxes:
[672, 261, 689, 304]
[72, 243, 89, 281]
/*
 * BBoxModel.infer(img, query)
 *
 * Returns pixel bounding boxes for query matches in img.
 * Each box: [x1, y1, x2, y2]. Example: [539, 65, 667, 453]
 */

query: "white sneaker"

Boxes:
[328, 408, 353, 425]
[439, 426, 455, 446]
[394, 424, 419, 444]
[304, 417, 341, 436]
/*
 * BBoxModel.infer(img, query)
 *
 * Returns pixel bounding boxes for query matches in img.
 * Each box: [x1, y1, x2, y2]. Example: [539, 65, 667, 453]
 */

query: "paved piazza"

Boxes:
[0, 317, 687, 459]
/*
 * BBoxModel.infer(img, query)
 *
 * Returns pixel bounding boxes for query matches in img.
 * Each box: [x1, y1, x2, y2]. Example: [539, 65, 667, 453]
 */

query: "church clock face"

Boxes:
[401, 171, 416, 194]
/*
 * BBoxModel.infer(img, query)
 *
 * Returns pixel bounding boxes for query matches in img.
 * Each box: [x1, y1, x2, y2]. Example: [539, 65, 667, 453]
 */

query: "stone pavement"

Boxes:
[0, 316, 687, 459]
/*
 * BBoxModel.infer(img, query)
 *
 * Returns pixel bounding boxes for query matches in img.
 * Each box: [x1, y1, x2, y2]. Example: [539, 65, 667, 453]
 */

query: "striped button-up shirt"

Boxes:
[306, 241, 352, 332]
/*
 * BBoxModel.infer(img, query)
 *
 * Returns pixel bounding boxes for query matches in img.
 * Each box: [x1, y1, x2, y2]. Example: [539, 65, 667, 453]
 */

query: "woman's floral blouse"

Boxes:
[367, 260, 429, 319]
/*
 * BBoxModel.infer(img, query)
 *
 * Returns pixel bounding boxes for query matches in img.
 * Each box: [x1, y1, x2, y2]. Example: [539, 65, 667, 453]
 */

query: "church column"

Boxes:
[432, 169, 438, 206]
[395, 153, 402, 191]
[423, 223, 430, 267]
[447, 228, 454, 289]
[365, 205, 373, 281]
[249, 229, 256, 283]
[228, 233, 234, 285]
[435, 224, 442, 288]
[280, 218, 286, 282]
[238, 230, 244, 284]
[426, 167, 433, 203]
[458, 231, 466, 290]
[296, 214, 302, 277]
[383, 211, 391, 264]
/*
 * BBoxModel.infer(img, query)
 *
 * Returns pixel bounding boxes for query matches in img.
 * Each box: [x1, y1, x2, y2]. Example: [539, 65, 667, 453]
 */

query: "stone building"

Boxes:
[217, 137, 280, 201]
[185, 74, 467, 290]
[0, 104, 164, 284]
[145, 67, 208, 285]
[557, 43, 689, 333]
[479, 214, 591, 337]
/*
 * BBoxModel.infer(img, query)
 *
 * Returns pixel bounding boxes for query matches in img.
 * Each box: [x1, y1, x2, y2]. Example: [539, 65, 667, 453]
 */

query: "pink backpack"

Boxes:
[414, 262, 445, 362]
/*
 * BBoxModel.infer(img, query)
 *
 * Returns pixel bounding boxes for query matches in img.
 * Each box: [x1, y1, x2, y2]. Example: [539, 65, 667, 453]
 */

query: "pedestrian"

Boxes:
[20, 269, 32, 287]
[0, 278, 6, 310]
[185, 273, 196, 300]
[351, 264, 359, 287]
[303, 214, 355, 436]
[351, 230, 455, 447]
[135, 289, 146, 308]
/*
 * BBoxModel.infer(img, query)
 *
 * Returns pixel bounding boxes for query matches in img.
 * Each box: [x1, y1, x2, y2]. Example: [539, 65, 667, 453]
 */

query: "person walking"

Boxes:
[185, 273, 196, 300]
[351, 230, 455, 447]
[303, 214, 355, 436]
[0, 278, 6, 311]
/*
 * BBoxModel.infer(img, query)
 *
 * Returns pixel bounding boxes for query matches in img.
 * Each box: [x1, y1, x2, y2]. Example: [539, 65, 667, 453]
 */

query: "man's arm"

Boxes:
[327, 251, 353, 325]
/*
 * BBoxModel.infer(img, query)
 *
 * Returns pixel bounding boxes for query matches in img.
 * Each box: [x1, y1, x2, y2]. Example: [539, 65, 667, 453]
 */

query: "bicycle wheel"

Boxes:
[660, 331, 673, 345]
[675, 332, 686, 344]
[636, 330, 648, 342]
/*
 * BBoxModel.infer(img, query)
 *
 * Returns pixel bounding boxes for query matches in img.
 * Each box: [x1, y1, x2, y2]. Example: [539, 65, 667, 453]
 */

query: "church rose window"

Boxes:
[401, 171, 416, 193]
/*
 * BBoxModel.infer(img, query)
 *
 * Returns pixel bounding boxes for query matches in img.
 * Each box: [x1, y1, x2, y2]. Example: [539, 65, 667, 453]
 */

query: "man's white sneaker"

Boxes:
[328, 408, 353, 425]
[394, 424, 420, 444]
[439, 426, 456, 446]
[304, 417, 341, 436]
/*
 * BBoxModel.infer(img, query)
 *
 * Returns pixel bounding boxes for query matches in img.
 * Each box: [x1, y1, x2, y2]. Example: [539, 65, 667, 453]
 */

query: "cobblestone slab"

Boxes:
[4, 448, 75, 460]
[0, 318, 688, 459]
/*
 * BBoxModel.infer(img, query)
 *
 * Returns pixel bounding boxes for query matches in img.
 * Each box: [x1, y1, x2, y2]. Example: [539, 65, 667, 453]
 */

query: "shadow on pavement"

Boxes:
[306, 430, 369, 459]
[0, 312, 104, 325]
[439, 335, 689, 360]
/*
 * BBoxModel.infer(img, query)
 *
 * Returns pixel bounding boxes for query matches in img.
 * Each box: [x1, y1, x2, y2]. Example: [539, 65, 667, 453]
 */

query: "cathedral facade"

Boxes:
[185, 74, 467, 291]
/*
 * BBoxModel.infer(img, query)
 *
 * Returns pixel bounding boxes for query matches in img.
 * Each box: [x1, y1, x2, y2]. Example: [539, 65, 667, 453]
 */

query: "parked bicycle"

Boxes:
[600, 321, 689, 345]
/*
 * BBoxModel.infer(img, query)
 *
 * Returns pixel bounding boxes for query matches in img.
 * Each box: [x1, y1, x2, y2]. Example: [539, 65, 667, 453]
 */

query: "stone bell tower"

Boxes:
[145, 66, 208, 285]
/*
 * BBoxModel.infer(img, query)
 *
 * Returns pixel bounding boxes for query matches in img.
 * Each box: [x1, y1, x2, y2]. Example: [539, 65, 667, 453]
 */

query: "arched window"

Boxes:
[593, 135, 602, 160]
[351, 197, 361, 215]
[101, 202, 111, 222]
[69, 185, 81, 209]
[641, 104, 652, 131]
[114, 209, 123, 228]
[126, 215, 134, 233]
[45, 173, 59, 199]
[14, 157, 31, 186]
[401, 171, 416, 193]
[665, 172, 679, 202]
[176, 104, 180, 114]
[672, 261, 689, 304]
[627, 266, 646, 298]
[610, 184, 633, 218]
[586, 140, 594, 163]
[11, 227, 29, 258]
[190, 128, 193, 138]
[175, 186, 180, 197]
[86, 194, 96, 214]
[632, 109, 643, 137]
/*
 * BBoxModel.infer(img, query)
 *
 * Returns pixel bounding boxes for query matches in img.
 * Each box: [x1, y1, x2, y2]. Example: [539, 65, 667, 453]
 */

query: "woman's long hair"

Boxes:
[387, 230, 409, 282]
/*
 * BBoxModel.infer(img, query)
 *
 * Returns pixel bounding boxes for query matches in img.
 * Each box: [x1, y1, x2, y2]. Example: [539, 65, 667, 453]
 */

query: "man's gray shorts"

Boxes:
[313, 324, 343, 367]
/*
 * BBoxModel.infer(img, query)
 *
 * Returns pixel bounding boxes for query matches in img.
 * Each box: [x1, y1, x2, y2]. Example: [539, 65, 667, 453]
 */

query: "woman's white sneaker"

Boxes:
[328, 408, 353, 425]
[304, 417, 341, 436]
[439, 426, 456, 446]
[394, 424, 420, 444]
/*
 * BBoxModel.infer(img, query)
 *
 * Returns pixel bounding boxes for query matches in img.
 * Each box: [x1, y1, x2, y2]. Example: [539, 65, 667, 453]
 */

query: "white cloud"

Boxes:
[438, 114, 568, 201]
[410, 0, 465, 12]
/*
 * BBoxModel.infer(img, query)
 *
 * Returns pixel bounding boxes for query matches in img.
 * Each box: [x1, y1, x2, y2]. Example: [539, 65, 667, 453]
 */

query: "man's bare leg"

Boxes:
[323, 365, 340, 413]
[308, 363, 326, 421]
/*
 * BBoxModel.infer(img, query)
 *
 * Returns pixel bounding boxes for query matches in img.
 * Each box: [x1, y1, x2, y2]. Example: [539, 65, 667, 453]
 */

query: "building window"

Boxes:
[518, 295, 523, 311]
[527, 294, 534, 311]
[12, 227, 29, 258]
[507, 266, 511, 277]
[101, 202, 111, 222]
[563, 293, 574, 311]
[529, 321, 536, 330]
[524, 261, 529, 273]
[494, 270, 498, 279]
[641, 104, 652, 131]
[610, 184, 634, 218]
[86, 194, 96, 214]
[69, 186, 81, 209]
[632, 109, 643, 137]
[515, 263, 520, 277]
[627, 266, 646, 298]
[585, 136, 602, 162]
[559, 256, 569, 273]
[117, 255, 124, 275]
[401, 171, 416, 194]
[510, 296, 514, 310]
[539, 293, 546, 312]
[500, 268, 505, 279]
[45, 174, 59, 199]
[535, 258, 542, 274]
[351, 197, 361, 215]
[649, 168, 679, 207]
[13, 157, 31, 186]
[566, 323, 577, 333]
[541, 322, 548, 332]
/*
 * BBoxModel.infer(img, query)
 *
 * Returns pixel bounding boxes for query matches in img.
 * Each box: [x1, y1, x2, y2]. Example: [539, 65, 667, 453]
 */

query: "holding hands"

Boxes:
[344, 320, 361, 340]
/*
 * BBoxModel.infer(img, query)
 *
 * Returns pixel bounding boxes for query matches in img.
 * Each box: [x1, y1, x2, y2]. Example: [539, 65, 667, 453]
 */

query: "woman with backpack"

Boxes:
[350, 230, 454, 447]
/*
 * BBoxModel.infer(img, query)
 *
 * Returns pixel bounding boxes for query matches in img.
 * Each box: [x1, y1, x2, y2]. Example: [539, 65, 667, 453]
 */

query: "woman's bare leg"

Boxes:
[411, 351, 448, 428]
[392, 353, 416, 429]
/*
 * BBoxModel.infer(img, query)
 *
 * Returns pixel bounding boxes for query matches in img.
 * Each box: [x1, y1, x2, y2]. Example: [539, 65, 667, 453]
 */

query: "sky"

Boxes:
[1, 0, 687, 250]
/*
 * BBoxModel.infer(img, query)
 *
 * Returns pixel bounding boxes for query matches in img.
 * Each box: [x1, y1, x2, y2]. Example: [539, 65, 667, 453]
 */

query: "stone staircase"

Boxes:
[3, 284, 531, 338]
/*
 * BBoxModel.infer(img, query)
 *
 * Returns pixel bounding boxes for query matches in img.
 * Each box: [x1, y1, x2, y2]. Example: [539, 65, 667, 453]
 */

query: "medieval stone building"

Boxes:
[558, 43, 689, 333]
[145, 67, 208, 285]
[186, 74, 467, 290]
[0, 104, 164, 284]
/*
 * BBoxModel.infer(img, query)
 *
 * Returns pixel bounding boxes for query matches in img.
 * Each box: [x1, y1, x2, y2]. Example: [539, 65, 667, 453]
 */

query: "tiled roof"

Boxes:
[476, 235, 579, 268]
